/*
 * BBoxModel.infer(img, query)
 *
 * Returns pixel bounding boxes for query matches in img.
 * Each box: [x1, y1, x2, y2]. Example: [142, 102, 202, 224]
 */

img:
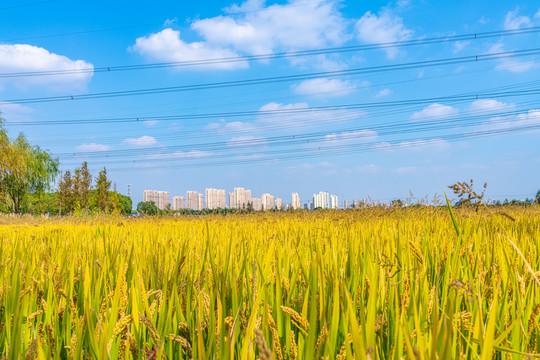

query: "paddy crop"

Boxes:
[0, 205, 539, 359]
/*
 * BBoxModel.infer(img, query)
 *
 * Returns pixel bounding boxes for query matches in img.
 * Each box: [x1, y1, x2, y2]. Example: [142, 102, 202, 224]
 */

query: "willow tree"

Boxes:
[0, 120, 59, 214]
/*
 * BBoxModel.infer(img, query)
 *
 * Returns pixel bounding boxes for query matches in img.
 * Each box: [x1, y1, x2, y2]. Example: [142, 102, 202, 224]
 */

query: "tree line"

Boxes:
[0, 119, 131, 215]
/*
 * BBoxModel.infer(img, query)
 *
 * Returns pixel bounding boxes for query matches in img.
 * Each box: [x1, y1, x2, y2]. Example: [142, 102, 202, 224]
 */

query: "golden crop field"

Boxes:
[0, 206, 539, 359]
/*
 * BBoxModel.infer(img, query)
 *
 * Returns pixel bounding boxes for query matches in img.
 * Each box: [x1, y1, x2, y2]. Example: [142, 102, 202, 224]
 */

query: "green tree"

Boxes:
[117, 194, 133, 215]
[535, 190, 540, 205]
[0, 122, 59, 214]
[137, 201, 158, 215]
[57, 170, 75, 215]
[73, 161, 93, 211]
[94, 167, 111, 212]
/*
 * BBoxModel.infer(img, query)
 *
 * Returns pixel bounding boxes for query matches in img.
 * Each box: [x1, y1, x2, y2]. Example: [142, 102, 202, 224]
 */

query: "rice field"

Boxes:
[0, 205, 539, 359]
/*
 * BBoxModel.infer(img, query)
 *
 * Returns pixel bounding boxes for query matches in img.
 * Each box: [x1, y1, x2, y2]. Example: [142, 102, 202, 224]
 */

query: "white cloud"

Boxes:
[396, 138, 450, 151]
[227, 135, 267, 147]
[504, 8, 531, 30]
[0, 44, 93, 90]
[323, 129, 378, 144]
[131, 29, 248, 70]
[132, 1, 348, 70]
[355, 10, 412, 58]
[207, 101, 365, 136]
[0, 102, 34, 122]
[144, 150, 214, 160]
[468, 99, 514, 113]
[453, 40, 471, 53]
[483, 109, 540, 130]
[410, 103, 458, 121]
[488, 43, 537, 73]
[144, 120, 159, 127]
[234, 153, 266, 160]
[375, 88, 392, 98]
[193, 0, 348, 55]
[496, 59, 537, 73]
[122, 135, 157, 147]
[75, 143, 111, 152]
[375, 138, 451, 152]
[536, 8, 540, 19]
[292, 78, 356, 97]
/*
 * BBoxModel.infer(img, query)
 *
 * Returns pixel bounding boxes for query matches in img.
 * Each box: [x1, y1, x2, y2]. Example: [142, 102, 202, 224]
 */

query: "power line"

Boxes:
[56, 105, 539, 161]
[3, 47, 540, 105]
[74, 123, 540, 172]
[1, 26, 540, 78]
[1, 21, 164, 42]
[8, 84, 540, 126]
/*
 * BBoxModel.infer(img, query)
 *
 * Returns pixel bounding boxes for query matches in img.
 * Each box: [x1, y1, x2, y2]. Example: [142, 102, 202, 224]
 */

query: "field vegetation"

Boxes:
[0, 203, 539, 359]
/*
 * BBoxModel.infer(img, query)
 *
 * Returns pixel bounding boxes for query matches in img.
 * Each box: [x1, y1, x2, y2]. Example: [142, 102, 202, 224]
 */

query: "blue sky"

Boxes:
[1, 0, 539, 206]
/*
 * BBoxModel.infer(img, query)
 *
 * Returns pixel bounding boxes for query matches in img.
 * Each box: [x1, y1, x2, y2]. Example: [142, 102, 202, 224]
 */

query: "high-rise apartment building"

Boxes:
[250, 197, 262, 211]
[261, 193, 275, 210]
[233, 187, 251, 209]
[313, 191, 329, 209]
[143, 190, 169, 210]
[205, 188, 226, 209]
[330, 194, 339, 209]
[291, 192, 301, 210]
[228, 192, 236, 209]
[344, 200, 350, 209]
[172, 196, 185, 210]
[275, 197, 283, 210]
[187, 191, 203, 210]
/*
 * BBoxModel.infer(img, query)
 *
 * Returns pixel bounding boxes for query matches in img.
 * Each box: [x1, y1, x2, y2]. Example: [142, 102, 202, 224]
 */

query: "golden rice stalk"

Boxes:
[280, 306, 309, 334]
[314, 323, 328, 356]
[408, 239, 424, 264]
[25, 339, 38, 360]
[127, 332, 139, 356]
[45, 324, 55, 357]
[268, 313, 283, 360]
[528, 304, 540, 333]
[289, 330, 297, 360]
[139, 313, 161, 345]
[178, 322, 190, 338]
[254, 328, 272, 360]
[167, 334, 192, 356]
[27, 310, 43, 322]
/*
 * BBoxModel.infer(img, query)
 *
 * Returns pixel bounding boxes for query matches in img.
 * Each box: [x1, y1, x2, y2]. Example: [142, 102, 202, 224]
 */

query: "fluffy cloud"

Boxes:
[410, 103, 458, 121]
[468, 99, 514, 113]
[227, 135, 267, 147]
[355, 10, 412, 58]
[375, 88, 392, 98]
[122, 135, 157, 147]
[323, 130, 378, 144]
[75, 143, 111, 152]
[375, 138, 451, 152]
[132, 0, 348, 70]
[131, 29, 247, 70]
[504, 8, 531, 30]
[483, 109, 540, 130]
[207, 101, 365, 136]
[0, 44, 93, 90]
[292, 78, 356, 97]
[488, 43, 537, 73]
[0, 102, 34, 122]
[193, 1, 348, 54]
[143, 150, 214, 160]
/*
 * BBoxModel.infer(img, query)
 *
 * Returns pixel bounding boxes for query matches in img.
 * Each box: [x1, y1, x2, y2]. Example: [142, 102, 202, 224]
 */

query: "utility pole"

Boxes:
[127, 184, 132, 197]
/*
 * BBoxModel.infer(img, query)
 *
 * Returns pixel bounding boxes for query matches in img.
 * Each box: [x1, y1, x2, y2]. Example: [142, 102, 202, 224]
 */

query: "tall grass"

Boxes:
[0, 206, 539, 359]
